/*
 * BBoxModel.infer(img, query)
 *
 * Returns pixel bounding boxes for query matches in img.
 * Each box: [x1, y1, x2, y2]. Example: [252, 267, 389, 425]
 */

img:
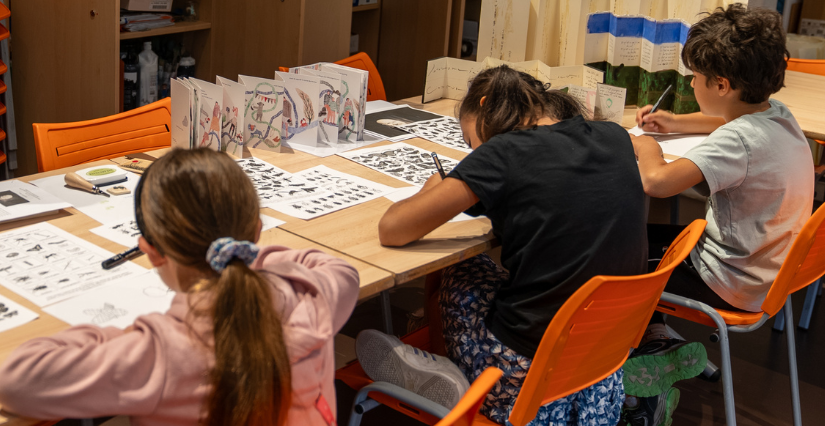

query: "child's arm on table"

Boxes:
[631, 134, 706, 198]
[379, 173, 480, 247]
[637, 105, 726, 134]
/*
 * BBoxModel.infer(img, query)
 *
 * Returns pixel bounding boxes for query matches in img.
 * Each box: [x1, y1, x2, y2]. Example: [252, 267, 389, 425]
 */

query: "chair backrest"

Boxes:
[507, 219, 707, 426]
[787, 58, 825, 77]
[761, 203, 825, 316]
[335, 52, 387, 102]
[33, 98, 172, 172]
[434, 367, 503, 426]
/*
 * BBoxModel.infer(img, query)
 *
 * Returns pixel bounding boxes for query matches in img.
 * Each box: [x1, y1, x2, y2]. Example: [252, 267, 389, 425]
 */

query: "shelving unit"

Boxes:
[119, 20, 212, 40]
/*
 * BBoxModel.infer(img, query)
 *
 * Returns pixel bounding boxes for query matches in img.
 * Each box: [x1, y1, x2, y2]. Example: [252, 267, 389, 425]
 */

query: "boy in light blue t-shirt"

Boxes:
[625, 4, 814, 425]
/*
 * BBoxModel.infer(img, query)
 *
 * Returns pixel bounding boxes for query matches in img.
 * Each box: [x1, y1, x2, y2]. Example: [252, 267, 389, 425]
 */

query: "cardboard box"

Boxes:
[121, 0, 173, 12]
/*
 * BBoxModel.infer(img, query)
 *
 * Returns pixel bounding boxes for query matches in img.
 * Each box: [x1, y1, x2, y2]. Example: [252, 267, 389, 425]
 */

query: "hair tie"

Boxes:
[206, 237, 259, 273]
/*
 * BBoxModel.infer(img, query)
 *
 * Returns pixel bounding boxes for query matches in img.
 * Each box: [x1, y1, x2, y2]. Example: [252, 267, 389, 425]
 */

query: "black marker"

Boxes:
[431, 152, 446, 179]
[642, 84, 673, 126]
[101, 246, 143, 270]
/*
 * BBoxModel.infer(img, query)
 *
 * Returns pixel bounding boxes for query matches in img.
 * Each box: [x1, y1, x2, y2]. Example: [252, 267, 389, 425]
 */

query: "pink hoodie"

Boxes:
[0, 246, 360, 426]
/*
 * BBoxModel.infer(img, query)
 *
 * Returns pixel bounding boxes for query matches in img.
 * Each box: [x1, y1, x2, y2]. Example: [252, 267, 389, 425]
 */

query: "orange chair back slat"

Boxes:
[761, 203, 825, 316]
[787, 58, 825, 77]
[507, 219, 706, 426]
[435, 368, 503, 426]
[335, 52, 387, 102]
[33, 98, 172, 172]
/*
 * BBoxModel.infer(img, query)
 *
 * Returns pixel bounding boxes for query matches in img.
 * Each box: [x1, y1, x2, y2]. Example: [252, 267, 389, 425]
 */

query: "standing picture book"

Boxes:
[584, 12, 698, 114]
[170, 77, 223, 152]
[273, 71, 322, 150]
[238, 75, 285, 153]
[216, 76, 247, 156]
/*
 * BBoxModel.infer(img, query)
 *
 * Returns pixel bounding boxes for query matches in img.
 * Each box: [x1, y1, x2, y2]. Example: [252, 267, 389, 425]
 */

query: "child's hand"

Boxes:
[629, 134, 663, 160]
[637, 105, 677, 133]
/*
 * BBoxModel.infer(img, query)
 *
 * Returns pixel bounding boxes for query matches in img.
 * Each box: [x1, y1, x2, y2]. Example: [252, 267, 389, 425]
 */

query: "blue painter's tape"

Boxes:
[587, 12, 612, 34]
[655, 21, 684, 44]
[642, 18, 657, 43]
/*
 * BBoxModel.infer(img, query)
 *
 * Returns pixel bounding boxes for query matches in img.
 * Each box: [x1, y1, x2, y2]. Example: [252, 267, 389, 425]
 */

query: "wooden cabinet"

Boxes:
[10, 0, 350, 176]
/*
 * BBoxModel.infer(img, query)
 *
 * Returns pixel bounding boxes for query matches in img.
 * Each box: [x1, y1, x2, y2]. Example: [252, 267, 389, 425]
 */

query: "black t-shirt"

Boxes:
[447, 115, 648, 358]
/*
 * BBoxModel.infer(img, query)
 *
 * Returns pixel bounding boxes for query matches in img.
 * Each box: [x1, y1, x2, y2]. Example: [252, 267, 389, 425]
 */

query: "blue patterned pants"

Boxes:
[439, 254, 624, 426]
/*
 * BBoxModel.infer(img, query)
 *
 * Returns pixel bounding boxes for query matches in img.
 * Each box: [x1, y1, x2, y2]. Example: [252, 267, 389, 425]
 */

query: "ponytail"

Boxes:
[458, 65, 585, 143]
[136, 149, 292, 426]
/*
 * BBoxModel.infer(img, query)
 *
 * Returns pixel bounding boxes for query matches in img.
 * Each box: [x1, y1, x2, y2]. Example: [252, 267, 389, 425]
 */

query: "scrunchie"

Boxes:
[206, 237, 259, 273]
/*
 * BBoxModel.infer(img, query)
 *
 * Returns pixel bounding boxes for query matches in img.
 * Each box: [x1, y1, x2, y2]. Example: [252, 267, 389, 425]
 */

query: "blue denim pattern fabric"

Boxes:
[439, 254, 624, 426]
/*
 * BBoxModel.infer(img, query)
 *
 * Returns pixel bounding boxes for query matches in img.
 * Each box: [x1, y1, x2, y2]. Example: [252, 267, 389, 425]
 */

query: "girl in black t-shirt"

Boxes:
[359, 66, 646, 426]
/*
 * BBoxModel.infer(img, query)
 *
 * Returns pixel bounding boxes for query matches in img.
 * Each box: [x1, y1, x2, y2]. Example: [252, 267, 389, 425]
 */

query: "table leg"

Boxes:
[380, 290, 393, 335]
[670, 196, 680, 225]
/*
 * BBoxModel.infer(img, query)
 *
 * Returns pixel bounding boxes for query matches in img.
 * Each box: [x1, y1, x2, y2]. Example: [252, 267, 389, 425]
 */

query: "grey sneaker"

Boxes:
[623, 387, 680, 426]
[355, 329, 470, 409]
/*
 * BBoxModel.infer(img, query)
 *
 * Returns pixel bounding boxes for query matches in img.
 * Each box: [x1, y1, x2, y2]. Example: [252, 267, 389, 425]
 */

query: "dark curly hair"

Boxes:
[682, 3, 788, 104]
[458, 65, 585, 143]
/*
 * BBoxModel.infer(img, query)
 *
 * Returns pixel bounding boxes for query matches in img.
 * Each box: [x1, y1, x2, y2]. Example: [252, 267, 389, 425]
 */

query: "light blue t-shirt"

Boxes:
[683, 99, 814, 312]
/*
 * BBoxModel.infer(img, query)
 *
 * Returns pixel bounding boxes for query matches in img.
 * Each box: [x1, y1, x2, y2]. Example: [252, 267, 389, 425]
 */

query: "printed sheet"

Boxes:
[338, 142, 460, 186]
[45, 270, 174, 329]
[31, 171, 141, 226]
[0, 223, 145, 307]
[395, 116, 471, 153]
[235, 157, 332, 207]
[0, 293, 39, 333]
[266, 165, 398, 220]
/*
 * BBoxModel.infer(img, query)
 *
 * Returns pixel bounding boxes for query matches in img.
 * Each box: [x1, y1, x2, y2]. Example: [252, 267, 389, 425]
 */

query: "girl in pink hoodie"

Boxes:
[0, 148, 360, 426]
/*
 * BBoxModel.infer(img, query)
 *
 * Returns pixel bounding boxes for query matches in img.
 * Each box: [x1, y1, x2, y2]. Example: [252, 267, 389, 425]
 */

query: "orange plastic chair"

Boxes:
[32, 98, 172, 172]
[654, 204, 825, 426]
[434, 368, 503, 426]
[279, 52, 387, 101]
[342, 220, 707, 426]
[787, 58, 825, 76]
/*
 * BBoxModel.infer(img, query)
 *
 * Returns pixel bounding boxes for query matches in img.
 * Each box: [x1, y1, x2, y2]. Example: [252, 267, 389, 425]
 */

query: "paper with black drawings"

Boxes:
[394, 117, 472, 154]
[338, 142, 460, 186]
[235, 157, 332, 207]
[0, 223, 145, 307]
[267, 165, 398, 220]
[89, 214, 285, 248]
[0, 293, 39, 333]
[45, 270, 174, 329]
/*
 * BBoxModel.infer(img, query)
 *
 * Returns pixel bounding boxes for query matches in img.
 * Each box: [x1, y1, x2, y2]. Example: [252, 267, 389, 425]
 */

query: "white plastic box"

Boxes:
[121, 0, 173, 12]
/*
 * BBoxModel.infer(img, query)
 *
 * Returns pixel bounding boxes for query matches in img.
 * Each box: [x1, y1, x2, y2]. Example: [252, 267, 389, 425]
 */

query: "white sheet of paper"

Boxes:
[266, 165, 399, 220]
[338, 142, 461, 187]
[395, 117, 472, 154]
[30, 171, 140, 225]
[383, 186, 475, 222]
[0, 293, 39, 333]
[628, 126, 708, 160]
[0, 180, 72, 224]
[235, 157, 334, 207]
[366, 101, 403, 114]
[0, 223, 146, 307]
[45, 270, 174, 329]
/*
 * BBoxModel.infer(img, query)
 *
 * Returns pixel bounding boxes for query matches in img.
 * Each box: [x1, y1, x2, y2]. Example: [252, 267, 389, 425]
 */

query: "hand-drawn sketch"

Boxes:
[0, 223, 145, 307]
[0, 294, 38, 333]
[239, 76, 285, 152]
[265, 165, 398, 220]
[235, 158, 331, 207]
[338, 142, 460, 186]
[395, 117, 472, 153]
[84, 303, 129, 324]
[90, 220, 141, 248]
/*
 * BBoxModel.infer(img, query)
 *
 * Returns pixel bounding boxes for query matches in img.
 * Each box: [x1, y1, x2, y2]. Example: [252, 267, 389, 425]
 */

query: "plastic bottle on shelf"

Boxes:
[123, 45, 140, 111]
[178, 56, 196, 78]
[138, 41, 158, 106]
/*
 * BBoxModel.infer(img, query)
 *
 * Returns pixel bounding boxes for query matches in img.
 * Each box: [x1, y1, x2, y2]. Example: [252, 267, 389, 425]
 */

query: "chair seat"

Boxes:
[656, 301, 764, 328]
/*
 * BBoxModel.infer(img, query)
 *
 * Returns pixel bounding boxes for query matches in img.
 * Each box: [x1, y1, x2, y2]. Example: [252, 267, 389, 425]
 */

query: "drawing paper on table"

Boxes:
[395, 117, 472, 153]
[45, 270, 174, 329]
[0, 293, 39, 333]
[30, 171, 140, 225]
[383, 186, 475, 222]
[235, 158, 332, 207]
[627, 126, 707, 161]
[0, 223, 145, 307]
[338, 142, 460, 186]
[365, 106, 445, 139]
[366, 100, 403, 114]
[0, 180, 72, 224]
[266, 165, 399, 220]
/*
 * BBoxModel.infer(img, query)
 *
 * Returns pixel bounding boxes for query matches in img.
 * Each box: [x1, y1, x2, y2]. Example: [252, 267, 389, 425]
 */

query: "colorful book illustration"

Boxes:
[273, 71, 321, 149]
[238, 75, 285, 153]
[584, 12, 698, 114]
[189, 78, 223, 151]
[297, 68, 343, 146]
[216, 76, 247, 157]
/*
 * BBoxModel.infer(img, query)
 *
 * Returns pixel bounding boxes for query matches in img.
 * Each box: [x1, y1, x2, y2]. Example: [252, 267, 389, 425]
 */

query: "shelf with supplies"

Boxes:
[120, 20, 212, 40]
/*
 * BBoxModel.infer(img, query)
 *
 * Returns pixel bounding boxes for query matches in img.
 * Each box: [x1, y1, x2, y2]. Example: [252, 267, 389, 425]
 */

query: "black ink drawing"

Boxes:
[235, 158, 331, 206]
[0, 190, 29, 207]
[339, 142, 459, 186]
[84, 303, 128, 325]
[395, 117, 472, 153]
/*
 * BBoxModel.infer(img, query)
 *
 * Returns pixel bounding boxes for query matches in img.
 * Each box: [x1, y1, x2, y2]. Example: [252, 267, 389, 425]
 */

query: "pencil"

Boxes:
[431, 152, 446, 179]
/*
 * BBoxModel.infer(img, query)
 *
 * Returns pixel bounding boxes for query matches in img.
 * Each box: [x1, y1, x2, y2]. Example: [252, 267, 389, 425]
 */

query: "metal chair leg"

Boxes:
[784, 297, 803, 426]
[774, 307, 786, 331]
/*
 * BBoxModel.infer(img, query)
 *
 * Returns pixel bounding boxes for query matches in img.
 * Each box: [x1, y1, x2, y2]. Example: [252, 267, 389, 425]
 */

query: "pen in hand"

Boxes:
[431, 152, 446, 179]
[642, 84, 673, 127]
[101, 246, 143, 270]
